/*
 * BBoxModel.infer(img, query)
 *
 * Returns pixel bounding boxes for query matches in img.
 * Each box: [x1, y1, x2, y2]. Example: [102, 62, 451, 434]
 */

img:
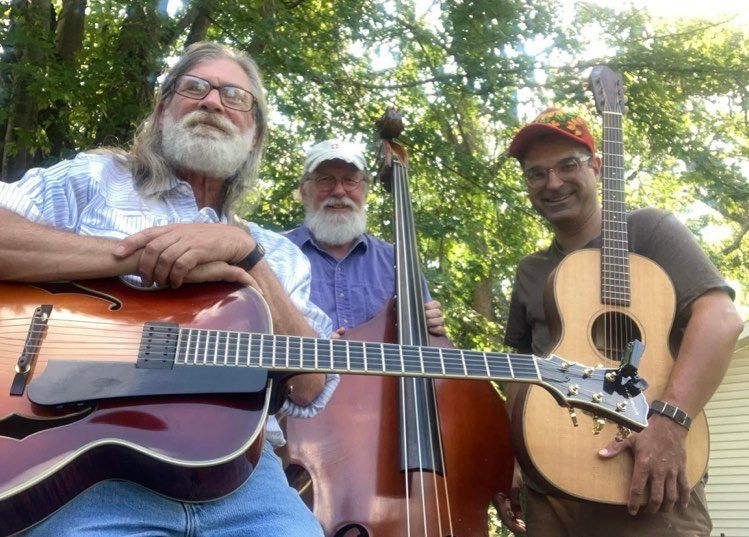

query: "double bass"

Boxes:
[283, 109, 514, 536]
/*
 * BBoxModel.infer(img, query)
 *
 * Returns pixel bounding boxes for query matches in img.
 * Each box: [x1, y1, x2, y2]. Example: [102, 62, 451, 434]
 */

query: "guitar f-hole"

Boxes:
[591, 311, 642, 362]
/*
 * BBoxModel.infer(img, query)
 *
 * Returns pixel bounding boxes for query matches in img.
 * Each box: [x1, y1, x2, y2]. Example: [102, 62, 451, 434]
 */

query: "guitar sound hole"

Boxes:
[591, 311, 641, 362]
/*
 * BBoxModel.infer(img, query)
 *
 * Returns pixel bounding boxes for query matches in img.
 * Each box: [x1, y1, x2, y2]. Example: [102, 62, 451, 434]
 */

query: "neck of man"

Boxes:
[317, 238, 356, 261]
[179, 169, 226, 214]
[552, 206, 602, 253]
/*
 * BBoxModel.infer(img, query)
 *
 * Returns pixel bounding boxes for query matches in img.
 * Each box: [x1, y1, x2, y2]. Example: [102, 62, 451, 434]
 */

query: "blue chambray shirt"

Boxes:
[0, 152, 338, 445]
[284, 225, 430, 329]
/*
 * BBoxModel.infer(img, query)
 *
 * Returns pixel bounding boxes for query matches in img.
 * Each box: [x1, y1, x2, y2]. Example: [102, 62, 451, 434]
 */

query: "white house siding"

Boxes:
[705, 322, 749, 537]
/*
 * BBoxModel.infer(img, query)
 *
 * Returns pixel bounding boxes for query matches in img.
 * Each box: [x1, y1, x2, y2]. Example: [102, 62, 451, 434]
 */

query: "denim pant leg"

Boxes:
[19, 480, 185, 537]
[195, 441, 324, 537]
[20, 441, 322, 537]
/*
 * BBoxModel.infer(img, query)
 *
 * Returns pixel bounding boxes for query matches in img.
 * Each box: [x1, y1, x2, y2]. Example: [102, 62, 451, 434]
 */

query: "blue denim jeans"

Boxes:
[21, 441, 322, 537]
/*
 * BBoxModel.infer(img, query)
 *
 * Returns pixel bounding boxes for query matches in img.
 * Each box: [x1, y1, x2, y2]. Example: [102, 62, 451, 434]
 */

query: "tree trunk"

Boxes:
[42, 0, 87, 160]
[2, 0, 53, 182]
[184, 0, 213, 46]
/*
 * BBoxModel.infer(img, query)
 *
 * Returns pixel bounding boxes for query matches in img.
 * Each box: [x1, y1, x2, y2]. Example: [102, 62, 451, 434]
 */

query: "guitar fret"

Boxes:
[363, 342, 368, 372]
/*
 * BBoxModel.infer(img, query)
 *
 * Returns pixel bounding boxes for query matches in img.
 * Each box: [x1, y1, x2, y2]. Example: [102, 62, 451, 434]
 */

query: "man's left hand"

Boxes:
[598, 414, 691, 515]
[425, 300, 446, 336]
[114, 223, 254, 288]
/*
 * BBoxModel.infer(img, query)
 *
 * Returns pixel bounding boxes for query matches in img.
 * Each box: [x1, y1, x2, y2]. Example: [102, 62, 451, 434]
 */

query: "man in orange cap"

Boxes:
[496, 108, 742, 536]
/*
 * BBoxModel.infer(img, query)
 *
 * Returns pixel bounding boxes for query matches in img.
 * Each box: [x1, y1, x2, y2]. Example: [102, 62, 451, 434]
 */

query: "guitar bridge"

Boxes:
[9, 304, 53, 396]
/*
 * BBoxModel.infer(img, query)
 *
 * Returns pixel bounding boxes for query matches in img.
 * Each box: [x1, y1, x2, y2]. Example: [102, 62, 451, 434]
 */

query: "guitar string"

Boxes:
[393, 156, 450, 536]
[0, 326, 629, 413]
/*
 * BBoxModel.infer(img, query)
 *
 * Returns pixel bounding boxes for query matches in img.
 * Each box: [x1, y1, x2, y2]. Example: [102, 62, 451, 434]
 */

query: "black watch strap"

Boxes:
[648, 400, 692, 430]
[236, 242, 265, 272]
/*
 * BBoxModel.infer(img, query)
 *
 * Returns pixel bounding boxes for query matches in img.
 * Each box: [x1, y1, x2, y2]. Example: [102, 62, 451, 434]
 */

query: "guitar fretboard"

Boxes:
[174, 328, 543, 382]
[601, 109, 630, 306]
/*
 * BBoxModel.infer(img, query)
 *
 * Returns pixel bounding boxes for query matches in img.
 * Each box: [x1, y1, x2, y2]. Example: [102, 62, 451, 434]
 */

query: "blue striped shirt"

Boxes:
[0, 151, 338, 444]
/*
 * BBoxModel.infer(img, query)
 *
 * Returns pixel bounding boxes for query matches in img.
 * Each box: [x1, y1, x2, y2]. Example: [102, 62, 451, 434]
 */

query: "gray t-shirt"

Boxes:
[504, 208, 734, 356]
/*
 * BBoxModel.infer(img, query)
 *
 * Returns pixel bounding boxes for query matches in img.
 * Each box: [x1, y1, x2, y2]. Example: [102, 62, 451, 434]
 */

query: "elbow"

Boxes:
[727, 309, 745, 341]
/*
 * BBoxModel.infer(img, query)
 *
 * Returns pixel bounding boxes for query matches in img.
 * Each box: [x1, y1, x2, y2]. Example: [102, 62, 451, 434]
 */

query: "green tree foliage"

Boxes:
[1, 1, 746, 352]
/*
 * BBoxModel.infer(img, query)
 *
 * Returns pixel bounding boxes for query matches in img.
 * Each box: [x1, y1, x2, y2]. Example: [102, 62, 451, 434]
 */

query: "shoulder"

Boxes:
[283, 225, 309, 247]
[362, 233, 394, 254]
[627, 207, 671, 229]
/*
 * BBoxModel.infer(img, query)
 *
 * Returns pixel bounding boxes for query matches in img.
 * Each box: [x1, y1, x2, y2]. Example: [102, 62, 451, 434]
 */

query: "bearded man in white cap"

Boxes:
[285, 138, 444, 335]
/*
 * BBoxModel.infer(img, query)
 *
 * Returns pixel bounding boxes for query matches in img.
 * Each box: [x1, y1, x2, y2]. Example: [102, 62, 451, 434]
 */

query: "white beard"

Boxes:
[161, 110, 255, 180]
[304, 196, 367, 246]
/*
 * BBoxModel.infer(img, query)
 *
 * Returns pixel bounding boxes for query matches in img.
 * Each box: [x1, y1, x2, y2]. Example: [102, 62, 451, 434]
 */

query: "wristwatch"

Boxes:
[647, 400, 692, 430]
[236, 242, 265, 272]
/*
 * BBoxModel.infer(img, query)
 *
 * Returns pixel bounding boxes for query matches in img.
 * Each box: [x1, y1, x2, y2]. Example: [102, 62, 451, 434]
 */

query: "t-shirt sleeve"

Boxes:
[504, 271, 533, 353]
[634, 210, 734, 317]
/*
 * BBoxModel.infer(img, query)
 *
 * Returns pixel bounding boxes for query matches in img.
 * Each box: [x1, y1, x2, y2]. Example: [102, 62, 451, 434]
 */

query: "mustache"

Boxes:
[182, 110, 237, 135]
[321, 196, 357, 209]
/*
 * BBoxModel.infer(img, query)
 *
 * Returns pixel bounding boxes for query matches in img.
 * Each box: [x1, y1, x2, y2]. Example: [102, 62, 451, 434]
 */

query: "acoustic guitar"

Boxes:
[512, 66, 709, 504]
[0, 277, 649, 536]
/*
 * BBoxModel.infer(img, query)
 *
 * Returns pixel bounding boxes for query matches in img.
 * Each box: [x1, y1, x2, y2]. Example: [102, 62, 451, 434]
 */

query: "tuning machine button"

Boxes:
[568, 407, 579, 427]
[592, 417, 606, 435]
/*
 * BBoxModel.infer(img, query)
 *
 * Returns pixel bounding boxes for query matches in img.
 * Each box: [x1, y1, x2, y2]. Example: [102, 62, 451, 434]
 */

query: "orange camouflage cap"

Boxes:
[508, 108, 596, 160]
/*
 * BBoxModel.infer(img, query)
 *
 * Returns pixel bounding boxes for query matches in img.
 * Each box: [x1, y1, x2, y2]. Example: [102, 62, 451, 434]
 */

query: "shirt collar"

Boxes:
[300, 225, 367, 257]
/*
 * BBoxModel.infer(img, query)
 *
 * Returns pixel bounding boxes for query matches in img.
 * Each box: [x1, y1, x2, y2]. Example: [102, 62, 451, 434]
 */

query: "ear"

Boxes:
[156, 102, 166, 129]
[590, 154, 602, 177]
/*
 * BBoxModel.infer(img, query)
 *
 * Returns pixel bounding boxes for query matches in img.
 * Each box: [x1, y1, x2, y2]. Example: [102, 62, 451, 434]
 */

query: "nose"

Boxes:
[198, 88, 224, 112]
[329, 179, 347, 196]
[545, 168, 565, 189]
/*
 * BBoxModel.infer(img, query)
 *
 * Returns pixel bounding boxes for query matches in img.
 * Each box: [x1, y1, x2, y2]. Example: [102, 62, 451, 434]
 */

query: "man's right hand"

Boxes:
[183, 261, 258, 288]
[493, 461, 526, 534]
[114, 223, 255, 288]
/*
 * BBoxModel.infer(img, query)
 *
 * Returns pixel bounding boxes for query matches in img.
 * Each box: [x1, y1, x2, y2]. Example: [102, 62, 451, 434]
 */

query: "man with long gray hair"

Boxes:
[0, 42, 333, 536]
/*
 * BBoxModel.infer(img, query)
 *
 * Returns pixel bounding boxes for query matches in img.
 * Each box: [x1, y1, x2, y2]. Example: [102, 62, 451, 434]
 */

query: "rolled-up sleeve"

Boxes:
[246, 223, 338, 418]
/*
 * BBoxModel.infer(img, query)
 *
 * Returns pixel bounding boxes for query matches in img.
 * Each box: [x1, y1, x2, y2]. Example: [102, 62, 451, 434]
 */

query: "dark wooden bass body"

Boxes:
[284, 302, 514, 536]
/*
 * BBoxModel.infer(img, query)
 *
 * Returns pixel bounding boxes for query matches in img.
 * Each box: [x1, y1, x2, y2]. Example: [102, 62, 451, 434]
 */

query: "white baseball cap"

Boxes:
[302, 139, 367, 175]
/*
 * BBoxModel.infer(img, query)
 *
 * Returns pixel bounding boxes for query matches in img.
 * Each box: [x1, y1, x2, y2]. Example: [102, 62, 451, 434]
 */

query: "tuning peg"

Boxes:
[616, 426, 632, 441]
[592, 417, 605, 435]
[568, 407, 579, 427]
[583, 367, 593, 378]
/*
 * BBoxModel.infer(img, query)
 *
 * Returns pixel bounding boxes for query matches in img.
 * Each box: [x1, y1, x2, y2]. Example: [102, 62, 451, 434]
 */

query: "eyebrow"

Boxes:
[523, 155, 584, 171]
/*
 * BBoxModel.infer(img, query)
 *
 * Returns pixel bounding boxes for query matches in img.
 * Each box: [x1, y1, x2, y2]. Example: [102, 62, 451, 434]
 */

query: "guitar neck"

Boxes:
[600, 109, 630, 306]
[173, 326, 542, 383]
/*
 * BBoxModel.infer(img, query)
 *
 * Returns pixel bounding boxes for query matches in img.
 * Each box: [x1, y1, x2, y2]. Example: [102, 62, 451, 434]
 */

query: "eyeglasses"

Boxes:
[308, 175, 365, 193]
[523, 156, 592, 187]
[173, 74, 256, 112]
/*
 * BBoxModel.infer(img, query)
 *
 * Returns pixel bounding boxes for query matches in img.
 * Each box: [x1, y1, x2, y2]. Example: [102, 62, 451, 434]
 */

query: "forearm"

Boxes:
[661, 289, 743, 417]
[0, 209, 139, 281]
[248, 259, 317, 338]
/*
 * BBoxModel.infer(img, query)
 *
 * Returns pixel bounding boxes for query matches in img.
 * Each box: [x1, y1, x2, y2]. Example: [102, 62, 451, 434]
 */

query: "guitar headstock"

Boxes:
[535, 354, 649, 432]
[589, 65, 625, 115]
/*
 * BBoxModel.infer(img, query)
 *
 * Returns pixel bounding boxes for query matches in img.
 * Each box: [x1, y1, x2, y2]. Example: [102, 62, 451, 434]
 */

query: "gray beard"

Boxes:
[161, 110, 254, 180]
[304, 199, 367, 246]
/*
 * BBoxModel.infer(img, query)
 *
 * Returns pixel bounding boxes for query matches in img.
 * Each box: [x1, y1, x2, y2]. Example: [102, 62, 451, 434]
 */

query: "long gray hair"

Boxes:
[127, 42, 268, 219]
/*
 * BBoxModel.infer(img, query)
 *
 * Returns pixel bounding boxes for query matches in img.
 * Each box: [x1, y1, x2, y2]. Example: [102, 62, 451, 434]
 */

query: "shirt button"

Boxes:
[339, 293, 344, 297]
